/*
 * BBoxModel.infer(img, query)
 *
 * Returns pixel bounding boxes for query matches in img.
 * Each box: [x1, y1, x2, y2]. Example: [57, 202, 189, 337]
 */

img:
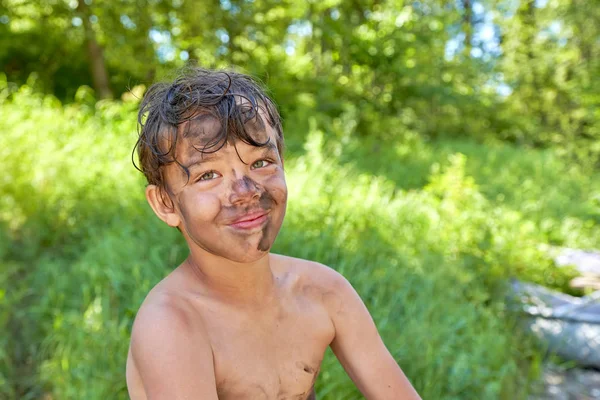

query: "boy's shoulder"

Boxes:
[271, 254, 350, 289]
[271, 254, 354, 310]
[129, 267, 211, 351]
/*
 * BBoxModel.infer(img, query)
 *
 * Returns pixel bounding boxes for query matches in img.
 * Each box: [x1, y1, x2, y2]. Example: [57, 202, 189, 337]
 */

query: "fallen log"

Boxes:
[510, 280, 600, 368]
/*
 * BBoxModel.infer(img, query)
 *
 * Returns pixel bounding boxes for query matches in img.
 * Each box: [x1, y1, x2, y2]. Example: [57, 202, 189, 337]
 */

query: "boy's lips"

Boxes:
[228, 210, 269, 230]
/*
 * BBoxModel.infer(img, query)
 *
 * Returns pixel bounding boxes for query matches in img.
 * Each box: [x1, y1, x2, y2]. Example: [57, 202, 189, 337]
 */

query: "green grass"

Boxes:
[2, 85, 598, 399]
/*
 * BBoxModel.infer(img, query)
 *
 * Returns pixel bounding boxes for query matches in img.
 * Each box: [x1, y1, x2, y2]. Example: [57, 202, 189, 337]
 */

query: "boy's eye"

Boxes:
[197, 171, 219, 181]
[251, 160, 270, 169]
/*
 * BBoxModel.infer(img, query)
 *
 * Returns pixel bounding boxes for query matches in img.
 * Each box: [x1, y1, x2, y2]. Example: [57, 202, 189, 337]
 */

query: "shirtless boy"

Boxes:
[126, 68, 421, 400]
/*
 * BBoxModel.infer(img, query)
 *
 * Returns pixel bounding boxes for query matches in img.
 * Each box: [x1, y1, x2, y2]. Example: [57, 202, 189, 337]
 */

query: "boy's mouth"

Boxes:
[227, 210, 269, 230]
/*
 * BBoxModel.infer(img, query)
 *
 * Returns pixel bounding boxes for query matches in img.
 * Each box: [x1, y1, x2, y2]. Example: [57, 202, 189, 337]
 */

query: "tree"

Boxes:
[77, 0, 112, 99]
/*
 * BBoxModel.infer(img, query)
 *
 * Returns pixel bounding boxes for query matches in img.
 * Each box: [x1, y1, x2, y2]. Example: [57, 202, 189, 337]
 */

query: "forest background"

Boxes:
[1, 0, 599, 399]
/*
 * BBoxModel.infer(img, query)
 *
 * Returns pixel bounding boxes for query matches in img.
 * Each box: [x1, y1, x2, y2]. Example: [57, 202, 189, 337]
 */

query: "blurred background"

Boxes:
[1, 0, 599, 399]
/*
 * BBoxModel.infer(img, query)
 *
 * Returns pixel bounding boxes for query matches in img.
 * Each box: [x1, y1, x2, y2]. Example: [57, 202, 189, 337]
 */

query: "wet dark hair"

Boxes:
[132, 67, 284, 194]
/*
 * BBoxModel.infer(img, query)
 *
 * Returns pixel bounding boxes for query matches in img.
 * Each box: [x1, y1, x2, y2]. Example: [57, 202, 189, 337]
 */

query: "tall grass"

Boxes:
[2, 84, 597, 399]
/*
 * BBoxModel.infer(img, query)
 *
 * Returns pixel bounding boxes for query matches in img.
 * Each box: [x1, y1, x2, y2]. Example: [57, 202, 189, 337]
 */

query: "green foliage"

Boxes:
[2, 0, 598, 163]
[496, 0, 600, 165]
[2, 87, 598, 399]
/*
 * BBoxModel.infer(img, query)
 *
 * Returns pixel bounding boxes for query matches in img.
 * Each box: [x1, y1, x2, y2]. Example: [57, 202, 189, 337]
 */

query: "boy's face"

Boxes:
[148, 112, 287, 263]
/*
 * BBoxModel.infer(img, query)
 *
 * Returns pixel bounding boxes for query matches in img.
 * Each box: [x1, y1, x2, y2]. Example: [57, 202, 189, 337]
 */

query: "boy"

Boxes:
[126, 67, 421, 400]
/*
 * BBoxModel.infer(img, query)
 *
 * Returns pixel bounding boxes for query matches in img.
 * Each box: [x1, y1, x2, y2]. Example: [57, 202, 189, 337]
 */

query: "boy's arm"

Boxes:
[322, 267, 421, 400]
[128, 297, 219, 400]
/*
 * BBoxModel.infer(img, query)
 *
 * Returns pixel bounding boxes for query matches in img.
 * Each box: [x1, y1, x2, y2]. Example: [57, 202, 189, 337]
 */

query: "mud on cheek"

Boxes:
[257, 180, 288, 252]
[257, 189, 276, 251]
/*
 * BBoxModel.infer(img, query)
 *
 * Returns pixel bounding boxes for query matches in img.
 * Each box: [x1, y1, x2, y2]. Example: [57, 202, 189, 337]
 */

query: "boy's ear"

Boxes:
[145, 185, 181, 228]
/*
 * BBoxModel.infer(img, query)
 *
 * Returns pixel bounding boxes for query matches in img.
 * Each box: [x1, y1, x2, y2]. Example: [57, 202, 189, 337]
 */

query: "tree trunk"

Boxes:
[462, 0, 472, 56]
[137, 0, 156, 82]
[77, 1, 113, 99]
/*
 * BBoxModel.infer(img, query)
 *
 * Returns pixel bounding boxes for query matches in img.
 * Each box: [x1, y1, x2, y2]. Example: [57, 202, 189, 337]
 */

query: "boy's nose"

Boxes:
[229, 176, 261, 205]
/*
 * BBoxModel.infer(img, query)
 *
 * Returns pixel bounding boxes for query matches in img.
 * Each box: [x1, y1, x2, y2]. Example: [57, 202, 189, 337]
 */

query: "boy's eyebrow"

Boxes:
[184, 152, 221, 169]
[184, 142, 278, 170]
[258, 141, 278, 155]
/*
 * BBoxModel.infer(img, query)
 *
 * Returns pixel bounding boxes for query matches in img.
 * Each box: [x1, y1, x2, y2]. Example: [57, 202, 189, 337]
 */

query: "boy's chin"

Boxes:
[183, 224, 283, 262]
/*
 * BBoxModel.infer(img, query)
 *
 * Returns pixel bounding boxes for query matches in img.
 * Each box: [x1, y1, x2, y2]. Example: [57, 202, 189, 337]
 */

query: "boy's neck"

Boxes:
[183, 251, 278, 307]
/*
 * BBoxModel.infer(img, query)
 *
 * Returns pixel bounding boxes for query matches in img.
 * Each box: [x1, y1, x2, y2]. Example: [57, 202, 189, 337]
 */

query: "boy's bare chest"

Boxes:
[202, 297, 334, 400]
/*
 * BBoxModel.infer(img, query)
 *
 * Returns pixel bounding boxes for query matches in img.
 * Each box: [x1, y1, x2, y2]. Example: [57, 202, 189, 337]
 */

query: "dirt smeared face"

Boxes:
[161, 112, 287, 263]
